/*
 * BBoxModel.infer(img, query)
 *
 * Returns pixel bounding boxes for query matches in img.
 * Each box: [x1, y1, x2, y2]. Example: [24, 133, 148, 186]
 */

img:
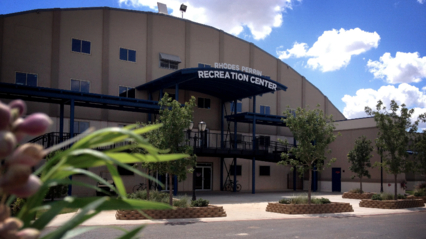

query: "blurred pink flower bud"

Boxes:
[0, 131, 16, 158]
[0, 217, 23, 231]
[13, 113, 52, 136]
[8, 100, 26, 117]
[7, 143, 44, 167]
[0, 102, 11, 130]
[16, 228, 40, 239]
[0, 165, 31, 188]
[2, 175, 41, 198]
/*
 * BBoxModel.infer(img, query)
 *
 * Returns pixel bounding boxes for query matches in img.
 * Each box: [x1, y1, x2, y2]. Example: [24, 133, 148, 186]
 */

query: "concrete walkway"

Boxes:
[46, 191, 426, 227]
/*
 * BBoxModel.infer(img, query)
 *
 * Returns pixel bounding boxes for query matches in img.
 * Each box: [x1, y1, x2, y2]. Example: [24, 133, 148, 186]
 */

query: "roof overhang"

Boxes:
[136, 68, 287, 102]
[225, 112, 287, 126]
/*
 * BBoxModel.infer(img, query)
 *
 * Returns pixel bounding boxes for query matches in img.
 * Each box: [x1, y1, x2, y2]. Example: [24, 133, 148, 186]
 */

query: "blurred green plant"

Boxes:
[6, 123, 188, 238]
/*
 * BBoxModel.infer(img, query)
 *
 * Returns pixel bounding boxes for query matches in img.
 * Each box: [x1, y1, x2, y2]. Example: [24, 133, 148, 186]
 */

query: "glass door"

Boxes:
[195, 163, 212, 191]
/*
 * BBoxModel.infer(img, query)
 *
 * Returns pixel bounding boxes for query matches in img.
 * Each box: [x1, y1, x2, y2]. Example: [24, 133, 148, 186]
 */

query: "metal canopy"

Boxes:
[0, 83, 160, 113]
[159, 53, 181, 63]
[225, 112, 286, 126]
[136, 68, 287, 102]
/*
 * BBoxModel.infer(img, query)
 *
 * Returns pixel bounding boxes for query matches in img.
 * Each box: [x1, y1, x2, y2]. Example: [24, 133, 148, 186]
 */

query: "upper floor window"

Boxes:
[15, 72, 37, 86]
[72, 38, 91, 54]
[198, 97, 211, 109]
[159, 53, 181, 70]
[260, 105, 270, 115]
[119, 86, 135, 98]
[231, 102, 242, 113]
[71, 79, 90, 93]
[73, 121, 90, 134]
[119, 48, 136, 62]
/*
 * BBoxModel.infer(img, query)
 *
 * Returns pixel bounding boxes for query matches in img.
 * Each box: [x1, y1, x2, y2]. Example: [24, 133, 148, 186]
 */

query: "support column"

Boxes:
[159, 89, 163, 100]
[59, 103, 64, 143]
[173, 86, 179, 196]
[220, 157, 224, 191]
[68, 99, 75, 196]
[233, 100, 237, 192]
[221, 102, 224, 148]
[148, 92, 152, 122]
[252, 96, 256, 194]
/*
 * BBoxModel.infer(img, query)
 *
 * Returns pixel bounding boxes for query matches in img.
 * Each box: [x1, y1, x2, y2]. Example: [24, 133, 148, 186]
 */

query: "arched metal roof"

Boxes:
[136, 67, 287, 102]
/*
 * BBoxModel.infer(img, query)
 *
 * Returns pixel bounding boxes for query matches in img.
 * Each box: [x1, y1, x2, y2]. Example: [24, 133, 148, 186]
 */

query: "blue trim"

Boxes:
[0, 83, 160, 113]
[252, 96, 256, 194]
[220, 157, 224, 191]
[59, 103, 64, 142]
[136, 67, 287, 102]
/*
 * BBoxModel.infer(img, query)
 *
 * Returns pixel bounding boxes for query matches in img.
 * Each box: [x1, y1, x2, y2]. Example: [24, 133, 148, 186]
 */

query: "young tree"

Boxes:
[365, 100, 422, 200]
[139, 93, 196, 205]
[347, 135, 373, 193]
[413, 115, 426, 180]
[278, 105, 339, 204]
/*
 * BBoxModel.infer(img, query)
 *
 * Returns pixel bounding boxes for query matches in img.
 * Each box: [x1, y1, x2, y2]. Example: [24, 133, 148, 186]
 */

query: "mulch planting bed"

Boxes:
[116, 205, 227, 220]
[359, 199, 424, 209]
[266, 202, 354, 214]
[342, 192, 374, 199]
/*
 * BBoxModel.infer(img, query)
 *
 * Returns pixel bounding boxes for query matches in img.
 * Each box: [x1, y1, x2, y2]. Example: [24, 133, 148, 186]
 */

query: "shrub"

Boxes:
[191, 198, 209, 207]
[311, 197, 331, 204]
[380, 193, 394, 200]
[173, 195, 190, 208]
[414, 182, 426, 191]
[397, 194, 406, 199]
[349, 188, 364, 194]
[414, 188, 425, 196]
[128, 190, 169, 204]
[279, 198, 291, 204]
[371, 194, 382, 200]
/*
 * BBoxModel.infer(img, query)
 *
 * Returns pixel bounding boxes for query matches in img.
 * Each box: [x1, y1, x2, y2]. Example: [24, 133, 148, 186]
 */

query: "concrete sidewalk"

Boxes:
[46, 191, 426, 227]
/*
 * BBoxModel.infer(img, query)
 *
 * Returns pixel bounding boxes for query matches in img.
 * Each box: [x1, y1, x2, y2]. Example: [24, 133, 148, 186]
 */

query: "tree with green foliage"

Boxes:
[138, 93, 196, 205]
[347, 135, 373, 193]
[365, 100, 424, 200]
[413, 115, 426, 180]
[278, 105, 339, 204]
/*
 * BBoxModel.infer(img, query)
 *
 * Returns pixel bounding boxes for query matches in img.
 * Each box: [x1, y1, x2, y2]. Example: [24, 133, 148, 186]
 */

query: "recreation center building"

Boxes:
[0, 7, 419, 196]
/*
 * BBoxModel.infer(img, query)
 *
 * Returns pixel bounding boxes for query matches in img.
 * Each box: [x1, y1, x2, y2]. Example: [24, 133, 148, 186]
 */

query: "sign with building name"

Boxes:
[214, 62, 262, 76]
[197, 70, 277, 91]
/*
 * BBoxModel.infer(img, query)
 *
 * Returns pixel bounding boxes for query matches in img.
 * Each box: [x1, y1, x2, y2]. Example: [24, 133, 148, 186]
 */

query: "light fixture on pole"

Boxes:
[180, 4, 187, 18]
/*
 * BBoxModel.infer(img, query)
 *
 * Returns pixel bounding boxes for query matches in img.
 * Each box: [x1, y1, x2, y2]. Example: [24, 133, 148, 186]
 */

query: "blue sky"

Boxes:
[1, 0, 425, 126]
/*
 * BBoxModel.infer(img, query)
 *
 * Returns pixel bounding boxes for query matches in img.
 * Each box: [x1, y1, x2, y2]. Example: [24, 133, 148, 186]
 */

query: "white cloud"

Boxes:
[418, 0, 425, 4]
[118, 0, 301, 40]
[276, 28, 380, 72]
[367, 52, 426, 84]
[341, 83, 426, 129]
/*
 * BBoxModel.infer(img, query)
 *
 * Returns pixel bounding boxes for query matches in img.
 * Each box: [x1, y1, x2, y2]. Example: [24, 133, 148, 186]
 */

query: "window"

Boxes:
[118, 163, 134, 176]
[71, 79, 90, 93]
[72, 38, 91, 54]
[260, 105, 271, 115]
[159, 53, 181, 70]
[230, 165, 242, 176]
[259, 166, 270, 176]
[15, 72, 37, 86]
[119, 86, 135, 98]
[231, 102, 242, 113]
[73, 121, 90, 134]
[198, 98, 211, 109]
[119, 48, 136, 62]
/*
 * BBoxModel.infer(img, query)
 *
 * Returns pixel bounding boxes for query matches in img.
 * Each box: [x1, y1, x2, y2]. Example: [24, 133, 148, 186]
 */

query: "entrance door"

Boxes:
[195, 163, 212, 191]
[332, 168, 341, 192]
